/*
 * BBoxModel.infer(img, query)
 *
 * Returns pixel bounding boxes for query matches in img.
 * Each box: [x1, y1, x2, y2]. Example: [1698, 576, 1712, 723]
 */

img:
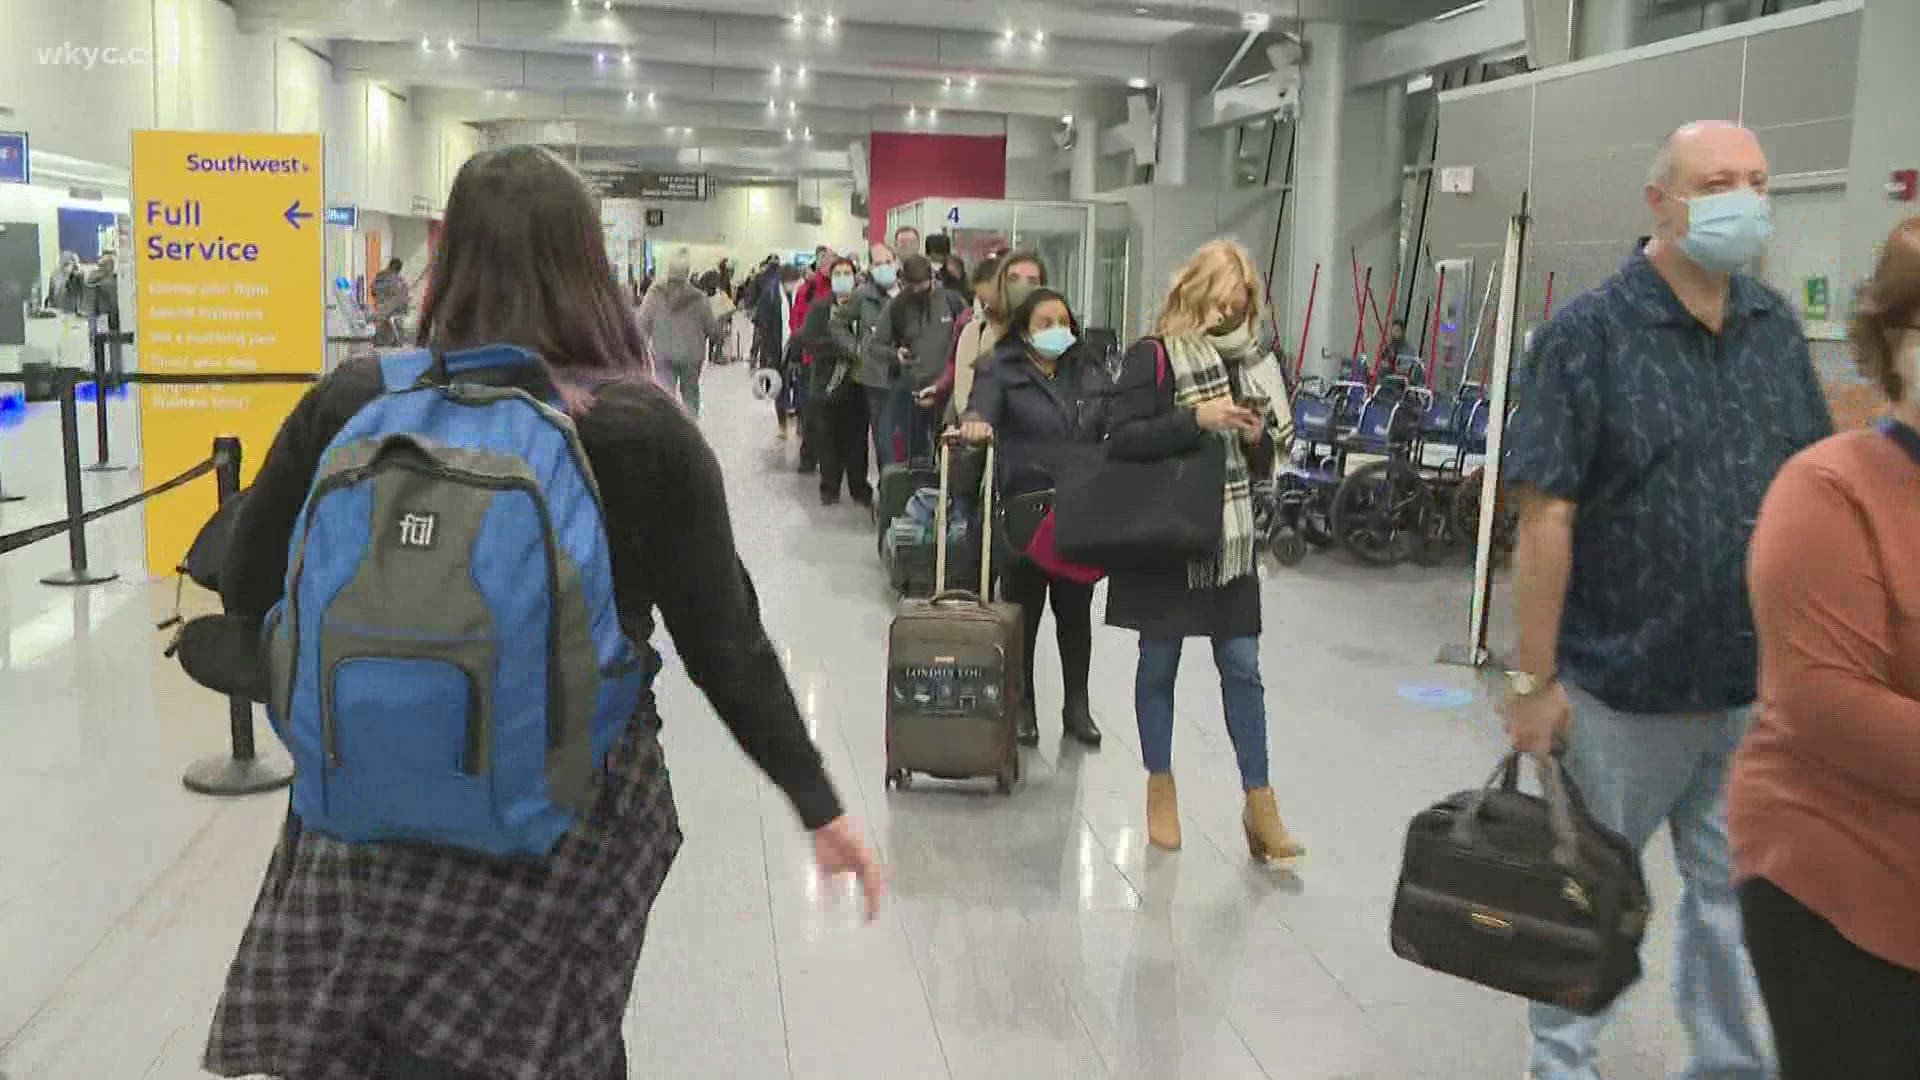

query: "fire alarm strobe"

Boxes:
[1889, 169, 1918, 203]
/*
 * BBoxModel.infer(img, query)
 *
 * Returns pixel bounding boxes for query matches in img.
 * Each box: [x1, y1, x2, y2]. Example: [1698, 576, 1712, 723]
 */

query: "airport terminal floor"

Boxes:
[0, 366, 1714, 1080]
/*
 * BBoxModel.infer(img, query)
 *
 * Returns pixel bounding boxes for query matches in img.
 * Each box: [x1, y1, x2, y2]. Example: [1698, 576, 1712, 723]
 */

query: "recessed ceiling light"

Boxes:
[787, 99, 798, 113]
[1032, 30, 1046, 44]
[928, 109, 938, 122]
[907, 105, 918, 118]
[967, 76, 978, 90]
[1061, 113, 1073, 124]
[791, 11, 804, 25]
[803, 126, 812, 139]
[446, 39, 458, 54]
[627, 90, 636, 102]
[784, 128, 793, 141]
[822, 13, 836, 28]
[943, 77, 951, 88]
[1128, 77, 1149, 89]
[796, 64, 807, 78]
[420, 36, 431, 50]
[646, 91, 657, 105]
[1002, 27, 1016, 42]
[621, 50, 631, 64]
[1133, 4, 1148, 12]
[684, 128, 695, 137]
[595, 51, 605, 63]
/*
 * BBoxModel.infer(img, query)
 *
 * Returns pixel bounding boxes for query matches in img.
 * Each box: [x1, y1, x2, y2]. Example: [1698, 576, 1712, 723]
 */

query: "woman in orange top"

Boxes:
[1732, 215, 1920, 1079]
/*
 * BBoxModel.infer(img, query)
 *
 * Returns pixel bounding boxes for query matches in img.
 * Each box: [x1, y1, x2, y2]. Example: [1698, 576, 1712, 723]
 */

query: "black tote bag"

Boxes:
[1050, 436, 1226, 572]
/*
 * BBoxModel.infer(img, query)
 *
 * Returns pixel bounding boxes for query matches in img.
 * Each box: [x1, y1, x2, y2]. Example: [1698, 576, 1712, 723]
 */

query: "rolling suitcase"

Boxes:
[1390, 752, 1652, 1015]
[883, 440, 1023, 794]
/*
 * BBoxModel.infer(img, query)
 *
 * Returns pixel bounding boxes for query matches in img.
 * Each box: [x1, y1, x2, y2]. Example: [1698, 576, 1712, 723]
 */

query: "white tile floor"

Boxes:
[0, 370, 1696, 1078]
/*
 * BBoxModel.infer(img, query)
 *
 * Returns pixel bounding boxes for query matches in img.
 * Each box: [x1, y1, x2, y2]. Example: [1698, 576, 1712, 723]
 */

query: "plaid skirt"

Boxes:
[204, 716, 682, 1080]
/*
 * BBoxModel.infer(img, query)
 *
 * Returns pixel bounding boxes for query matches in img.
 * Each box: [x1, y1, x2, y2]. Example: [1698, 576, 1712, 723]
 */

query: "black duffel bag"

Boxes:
[1389, 752, 1651, 1016]
[1050, 436, 1225, 572]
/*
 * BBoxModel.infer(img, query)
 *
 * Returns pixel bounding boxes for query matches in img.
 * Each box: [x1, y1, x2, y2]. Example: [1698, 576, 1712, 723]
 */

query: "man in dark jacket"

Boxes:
[864, 255, 966, 467]
[755, 265, 804, 438]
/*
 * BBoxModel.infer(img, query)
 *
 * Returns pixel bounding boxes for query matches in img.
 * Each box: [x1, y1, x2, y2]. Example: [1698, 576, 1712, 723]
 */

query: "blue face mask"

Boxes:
[1030, 326, 1076, 359]
[831, 274, 855, 297]
[871, 263, 898, 289]
[1678, 187, 1773, 273]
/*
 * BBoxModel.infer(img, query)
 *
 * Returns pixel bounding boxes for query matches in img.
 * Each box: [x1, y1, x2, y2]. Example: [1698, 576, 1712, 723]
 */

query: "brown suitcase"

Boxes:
[883, 440, 1024, 794]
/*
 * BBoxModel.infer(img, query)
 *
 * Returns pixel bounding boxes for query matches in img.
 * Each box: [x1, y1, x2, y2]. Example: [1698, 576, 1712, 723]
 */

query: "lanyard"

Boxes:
[1876, 416, 1920, 467]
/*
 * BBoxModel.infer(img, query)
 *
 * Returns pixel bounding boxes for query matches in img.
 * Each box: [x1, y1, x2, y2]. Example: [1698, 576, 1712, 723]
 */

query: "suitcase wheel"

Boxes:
[884, 768, 913, 791]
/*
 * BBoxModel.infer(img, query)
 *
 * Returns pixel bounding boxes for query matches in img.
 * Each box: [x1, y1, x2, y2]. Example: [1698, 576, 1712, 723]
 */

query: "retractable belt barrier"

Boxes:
[0, 367, 316, 798]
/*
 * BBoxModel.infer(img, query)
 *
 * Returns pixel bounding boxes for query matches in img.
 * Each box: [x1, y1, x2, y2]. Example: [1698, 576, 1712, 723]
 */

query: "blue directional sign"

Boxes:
[0, 132, 28, 185]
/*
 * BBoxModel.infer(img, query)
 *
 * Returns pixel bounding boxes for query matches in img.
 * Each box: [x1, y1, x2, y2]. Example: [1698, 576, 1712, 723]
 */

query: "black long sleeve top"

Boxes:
[220, 355, 845, 829]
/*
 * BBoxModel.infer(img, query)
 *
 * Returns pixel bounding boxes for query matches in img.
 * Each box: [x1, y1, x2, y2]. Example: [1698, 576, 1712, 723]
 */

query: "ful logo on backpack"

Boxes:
[262, 345, 651, 858]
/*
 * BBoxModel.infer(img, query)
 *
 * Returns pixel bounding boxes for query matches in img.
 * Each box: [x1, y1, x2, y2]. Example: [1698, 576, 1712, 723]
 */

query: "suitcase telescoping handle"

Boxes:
[933, 436, 994, 601]
[1452, 752, 1581, 871]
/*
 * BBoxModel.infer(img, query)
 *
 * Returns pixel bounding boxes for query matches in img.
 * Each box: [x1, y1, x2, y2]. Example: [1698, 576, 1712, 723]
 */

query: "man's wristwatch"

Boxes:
[1505, 670, 1553, 697]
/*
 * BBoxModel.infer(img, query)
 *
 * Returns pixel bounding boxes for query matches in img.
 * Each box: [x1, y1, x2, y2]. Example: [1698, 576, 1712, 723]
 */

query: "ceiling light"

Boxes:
[602, 0, 612, 9]
[1128, 77, 1149, 89]
[967, 76, 978, 90]
[420, 36, 431, 50]
[446, 39, 458, 54]
[790, 11, 804, 25]
[1032, 30, 1046, 44]
[621, 50, 631, 64]
[1133, 4, 1148, 12]
[907, 105, 917, 118]
[943, 77, 951, 88]
[684, 128, 695, 137]
[796, 64, 807, 79]
[803, 126, 812, 139]
[927, 109, 938, 122]
[1002, 27, 1016, 42]
[1061, 113, 1073, 124]
[627, 90, 636, 102]
[646, 91, 657, 105]
[1433, 0, 1488, 21]
[784, 128, 793, 141]
[823, 13, 836, 28]
[595, 51, 605, 63]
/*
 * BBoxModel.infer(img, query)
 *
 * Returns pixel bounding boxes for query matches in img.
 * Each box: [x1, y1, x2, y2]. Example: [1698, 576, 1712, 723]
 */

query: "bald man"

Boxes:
[1502, 121, 1829, 1079]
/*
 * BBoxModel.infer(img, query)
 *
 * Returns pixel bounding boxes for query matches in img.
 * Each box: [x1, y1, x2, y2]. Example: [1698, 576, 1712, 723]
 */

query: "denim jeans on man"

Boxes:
[867, 385, 930, 468]
[1134, 637, 1268, 788]
[1527, 687, 1769, 1080]
[653, 354, 702, 417]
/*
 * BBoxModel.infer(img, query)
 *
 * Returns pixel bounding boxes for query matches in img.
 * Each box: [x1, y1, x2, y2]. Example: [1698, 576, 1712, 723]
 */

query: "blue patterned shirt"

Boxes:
[1505, 251, 1832, 714]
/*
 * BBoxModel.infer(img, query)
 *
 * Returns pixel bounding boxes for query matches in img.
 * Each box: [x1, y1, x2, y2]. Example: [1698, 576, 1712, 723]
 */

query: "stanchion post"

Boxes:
[84, 326, 127, 474]
[183, 435, 295, 797]
[40, 375, 119, 587]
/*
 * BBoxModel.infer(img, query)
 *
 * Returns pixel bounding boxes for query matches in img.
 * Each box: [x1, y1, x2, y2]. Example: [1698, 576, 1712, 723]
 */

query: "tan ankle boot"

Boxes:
[1146, 773, 1181, 850]
[1243, 786, 1305, 864]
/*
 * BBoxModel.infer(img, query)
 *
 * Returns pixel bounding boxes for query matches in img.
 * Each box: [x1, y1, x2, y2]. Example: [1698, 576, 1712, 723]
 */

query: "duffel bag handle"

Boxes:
[1450, 751, 1581, 871]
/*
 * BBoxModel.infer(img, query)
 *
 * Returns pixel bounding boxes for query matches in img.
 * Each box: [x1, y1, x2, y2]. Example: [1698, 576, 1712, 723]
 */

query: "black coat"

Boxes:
[964, 340, 1107, 499]
[753, 284, 786, 369]
[1102, 339, 1262, 641]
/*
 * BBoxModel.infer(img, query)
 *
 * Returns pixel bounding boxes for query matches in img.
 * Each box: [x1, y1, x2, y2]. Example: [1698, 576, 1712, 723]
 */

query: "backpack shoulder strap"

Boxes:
[378, 348, 434, 393]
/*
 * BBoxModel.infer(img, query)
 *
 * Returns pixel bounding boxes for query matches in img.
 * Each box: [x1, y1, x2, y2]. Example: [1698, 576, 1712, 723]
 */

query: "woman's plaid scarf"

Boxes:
[1165, 333, 1258, 589]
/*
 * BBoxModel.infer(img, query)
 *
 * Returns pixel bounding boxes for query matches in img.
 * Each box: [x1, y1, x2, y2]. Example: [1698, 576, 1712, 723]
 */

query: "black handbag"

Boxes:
[998, 489, 1052, 563]
[1050, 437, 1226, 572]
[1389, 752, 1652, 1016]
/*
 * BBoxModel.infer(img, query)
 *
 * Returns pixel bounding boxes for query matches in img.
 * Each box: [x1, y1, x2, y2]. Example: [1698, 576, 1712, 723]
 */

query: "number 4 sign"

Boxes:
[946, 206, 960, 225]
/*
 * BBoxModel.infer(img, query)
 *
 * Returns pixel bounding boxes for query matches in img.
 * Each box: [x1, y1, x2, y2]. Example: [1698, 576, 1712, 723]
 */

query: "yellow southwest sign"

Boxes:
[132, 129, 324, 574]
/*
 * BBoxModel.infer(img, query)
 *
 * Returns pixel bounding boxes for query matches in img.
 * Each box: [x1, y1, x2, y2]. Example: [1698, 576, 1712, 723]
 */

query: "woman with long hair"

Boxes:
[1731, 215, 1920, 1077]
[922, 252, 1047, 420]
[1105, 239, 1301, 862]
[204, 146, 884, 1080]
[955, 286, 1103, 748]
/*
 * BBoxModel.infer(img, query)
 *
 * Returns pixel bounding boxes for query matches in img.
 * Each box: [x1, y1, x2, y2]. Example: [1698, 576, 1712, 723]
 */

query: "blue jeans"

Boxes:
[1134, 637, 1269, 789]
[868, 385, 929, 468]
[1527, 686, 1771, 1080]
[654, 354, 703, 417]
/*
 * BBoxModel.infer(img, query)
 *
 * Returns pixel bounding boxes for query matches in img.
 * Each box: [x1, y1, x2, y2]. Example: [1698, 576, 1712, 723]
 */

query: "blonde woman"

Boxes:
[1105, 239, 1301, 862]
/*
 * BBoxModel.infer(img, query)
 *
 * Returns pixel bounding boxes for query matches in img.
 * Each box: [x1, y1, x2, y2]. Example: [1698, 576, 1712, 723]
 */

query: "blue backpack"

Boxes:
[262, 345, 649, 858]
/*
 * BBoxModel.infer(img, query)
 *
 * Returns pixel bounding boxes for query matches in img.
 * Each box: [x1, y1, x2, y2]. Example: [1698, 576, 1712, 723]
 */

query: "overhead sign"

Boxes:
[324, 205, 357, 228]
[608, 171, 707, 201]
[132, 129, 324, 574]
[0, 131, 27, 184]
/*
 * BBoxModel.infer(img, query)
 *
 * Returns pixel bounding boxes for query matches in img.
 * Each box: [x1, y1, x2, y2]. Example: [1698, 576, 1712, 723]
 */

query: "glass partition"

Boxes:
[885, 198, 1101, 324]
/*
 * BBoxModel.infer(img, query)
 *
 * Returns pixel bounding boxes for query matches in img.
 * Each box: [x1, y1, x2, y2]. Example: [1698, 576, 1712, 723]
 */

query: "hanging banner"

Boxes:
[132, 129, 324, 574]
